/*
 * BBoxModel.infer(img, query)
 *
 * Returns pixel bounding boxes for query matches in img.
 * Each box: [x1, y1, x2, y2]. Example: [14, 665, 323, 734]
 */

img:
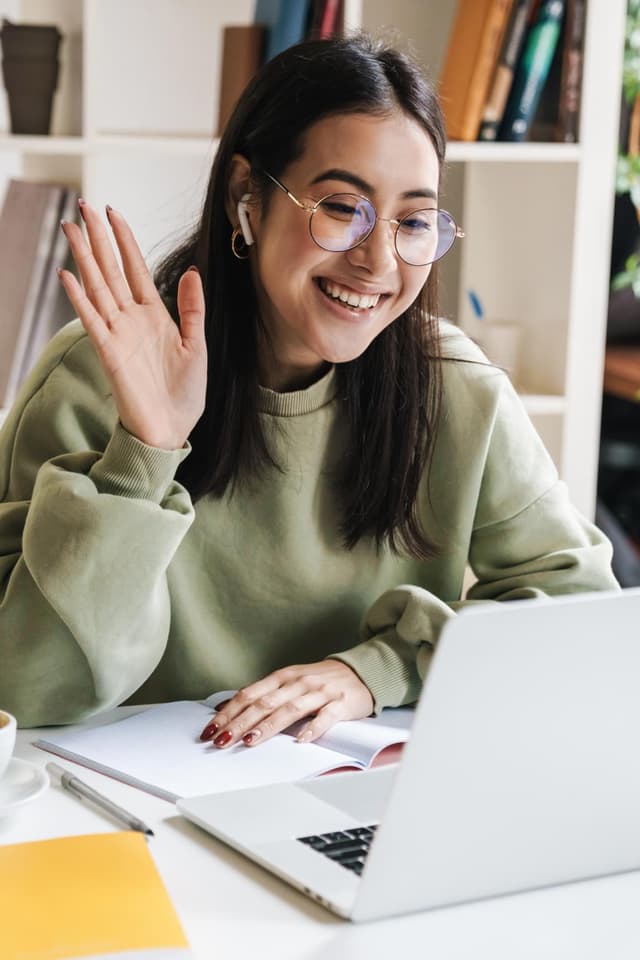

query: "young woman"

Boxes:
[0, 36, 617, 740]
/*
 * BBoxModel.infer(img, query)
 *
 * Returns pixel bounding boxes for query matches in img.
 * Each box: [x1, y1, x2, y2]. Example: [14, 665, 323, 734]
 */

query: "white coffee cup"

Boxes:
[0, 710, 17, 780]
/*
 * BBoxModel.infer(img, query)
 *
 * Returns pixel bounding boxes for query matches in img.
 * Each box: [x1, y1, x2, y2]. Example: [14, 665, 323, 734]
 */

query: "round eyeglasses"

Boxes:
[260, 170, 464, 267]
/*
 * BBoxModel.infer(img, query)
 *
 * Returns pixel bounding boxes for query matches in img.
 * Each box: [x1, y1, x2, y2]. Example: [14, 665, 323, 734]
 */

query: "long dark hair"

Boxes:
[154, 34, 447, 559]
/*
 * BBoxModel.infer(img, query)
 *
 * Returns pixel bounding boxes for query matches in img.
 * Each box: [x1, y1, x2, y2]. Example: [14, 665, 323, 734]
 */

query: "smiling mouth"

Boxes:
[316, 277, 387, 310]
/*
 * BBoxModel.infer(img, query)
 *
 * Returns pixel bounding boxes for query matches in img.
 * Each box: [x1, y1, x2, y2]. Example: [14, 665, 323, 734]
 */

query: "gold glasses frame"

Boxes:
[259, 170, 465, 267]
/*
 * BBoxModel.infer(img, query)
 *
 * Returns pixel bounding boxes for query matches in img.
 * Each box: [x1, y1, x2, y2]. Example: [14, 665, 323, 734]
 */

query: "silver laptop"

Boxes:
[178, 587, 640, 922]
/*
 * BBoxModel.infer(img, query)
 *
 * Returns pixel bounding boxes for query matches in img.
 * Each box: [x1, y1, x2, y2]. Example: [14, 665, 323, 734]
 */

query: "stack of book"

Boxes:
[439, 0, 586, 144]
[0, 178, 78, 410]
[217, 0, 343, 135]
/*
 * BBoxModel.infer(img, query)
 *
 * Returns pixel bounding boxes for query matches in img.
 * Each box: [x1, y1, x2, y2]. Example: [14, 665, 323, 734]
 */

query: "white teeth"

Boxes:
[319, 279, 381, 309]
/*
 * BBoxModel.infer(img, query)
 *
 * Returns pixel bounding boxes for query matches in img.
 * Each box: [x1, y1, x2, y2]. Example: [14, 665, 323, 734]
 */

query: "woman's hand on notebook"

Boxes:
[199, 660, 374, 748]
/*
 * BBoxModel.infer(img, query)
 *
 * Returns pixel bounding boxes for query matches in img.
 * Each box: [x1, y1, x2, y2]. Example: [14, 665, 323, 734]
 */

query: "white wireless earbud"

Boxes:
[237, 193, 255, 246]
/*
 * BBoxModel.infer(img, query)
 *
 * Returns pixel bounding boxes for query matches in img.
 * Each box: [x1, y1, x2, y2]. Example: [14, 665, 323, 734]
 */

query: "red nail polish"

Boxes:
[214, 730, 232, 748]
[105, 205, 113, 223]
[243, 732, 256, 745]
[199, 722, 218, 741]
[77, 198, 86, 221]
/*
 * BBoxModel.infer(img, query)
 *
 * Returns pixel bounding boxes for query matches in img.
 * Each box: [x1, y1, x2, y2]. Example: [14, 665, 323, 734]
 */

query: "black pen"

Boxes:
[46, 761, 154, 836]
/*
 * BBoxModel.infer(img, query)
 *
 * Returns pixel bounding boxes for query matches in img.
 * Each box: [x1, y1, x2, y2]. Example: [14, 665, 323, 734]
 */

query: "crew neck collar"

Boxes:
[257, 366, 337, 416]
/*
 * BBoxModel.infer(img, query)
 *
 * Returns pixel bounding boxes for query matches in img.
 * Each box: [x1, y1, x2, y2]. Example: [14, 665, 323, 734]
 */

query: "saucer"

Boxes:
[0, 758, 49, 815]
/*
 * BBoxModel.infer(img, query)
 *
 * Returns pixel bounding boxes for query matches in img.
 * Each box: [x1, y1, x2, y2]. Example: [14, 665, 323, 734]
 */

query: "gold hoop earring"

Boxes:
[231, 227, 249, 260]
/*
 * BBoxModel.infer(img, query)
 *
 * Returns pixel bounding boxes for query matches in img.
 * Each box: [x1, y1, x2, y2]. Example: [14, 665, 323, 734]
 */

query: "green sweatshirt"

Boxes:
[0, 320, 617, 727]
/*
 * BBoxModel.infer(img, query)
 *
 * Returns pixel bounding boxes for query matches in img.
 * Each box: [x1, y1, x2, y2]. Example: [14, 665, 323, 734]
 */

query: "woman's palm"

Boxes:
[59, 202, 207, 450]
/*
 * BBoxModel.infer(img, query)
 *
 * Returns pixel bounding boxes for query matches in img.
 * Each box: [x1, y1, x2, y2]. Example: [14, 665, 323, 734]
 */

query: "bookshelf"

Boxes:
[346, 0, 626, 518]
[0, 0, 627, 521]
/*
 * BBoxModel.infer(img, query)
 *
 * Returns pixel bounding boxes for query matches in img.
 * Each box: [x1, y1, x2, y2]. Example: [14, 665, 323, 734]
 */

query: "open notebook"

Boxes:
[34, 692, 414, 803]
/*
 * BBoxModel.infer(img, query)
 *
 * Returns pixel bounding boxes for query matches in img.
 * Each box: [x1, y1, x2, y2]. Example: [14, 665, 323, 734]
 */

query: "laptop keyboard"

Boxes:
[297, 824, 378, 876]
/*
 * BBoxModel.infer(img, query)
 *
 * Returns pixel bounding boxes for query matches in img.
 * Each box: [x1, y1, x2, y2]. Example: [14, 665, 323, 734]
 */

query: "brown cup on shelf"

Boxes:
[0, 19, 61, 135]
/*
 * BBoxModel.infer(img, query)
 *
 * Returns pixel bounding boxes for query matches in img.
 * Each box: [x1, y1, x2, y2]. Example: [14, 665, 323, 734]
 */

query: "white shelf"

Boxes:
[0, 134, 87, 155]
[0, 397, 568, 431]
[519, 394, 567, 416]
[0, 133, 217, 157]
[0, 394, 567, 425]
[0, 136, 581, 164]
[445, 142, 582, 164]
[92, 134, 218, 156]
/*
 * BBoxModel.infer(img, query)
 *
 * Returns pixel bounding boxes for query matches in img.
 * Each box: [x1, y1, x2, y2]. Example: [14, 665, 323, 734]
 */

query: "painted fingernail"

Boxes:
[213, 730, 232, 748]
[105, 204, 114, 223]
[77, 198, 86, 221]
[199, 722, 218, 741]
[243, 730, 262, 746]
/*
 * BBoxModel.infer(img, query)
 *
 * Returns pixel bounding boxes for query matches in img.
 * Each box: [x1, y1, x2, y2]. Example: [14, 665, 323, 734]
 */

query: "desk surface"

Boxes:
[3, 726, 640, 960]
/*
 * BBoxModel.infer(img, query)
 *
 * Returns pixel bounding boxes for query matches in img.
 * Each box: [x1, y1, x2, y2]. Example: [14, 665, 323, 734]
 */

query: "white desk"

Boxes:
[4, 726, 640, 960]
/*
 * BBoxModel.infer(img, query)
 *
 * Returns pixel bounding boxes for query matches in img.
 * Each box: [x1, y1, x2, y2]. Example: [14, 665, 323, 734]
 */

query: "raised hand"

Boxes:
[199, 660, 375, 748]
[58, 200, 207, 450]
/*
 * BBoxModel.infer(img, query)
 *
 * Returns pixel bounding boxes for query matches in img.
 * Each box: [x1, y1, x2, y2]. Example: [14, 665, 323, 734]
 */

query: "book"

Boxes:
[0, 832, 191, 960]
[438, 0, 515, 142]
[478, 0, 537, 141]
[528, 0, 585, 143]
[306, 0, 343, 39]
[555, 0, 586, 142]
[526, 3, 565, 141]
[16, 185, 79, 386]
[255, 0, 312, 62]
[603, 346, 640, 402]
[499, 0, 566, 142]
[34, 692, 414, 803]
[318, 0, 343, 37]
[216, 25, 266, 136]
[0, 179, 69, 409]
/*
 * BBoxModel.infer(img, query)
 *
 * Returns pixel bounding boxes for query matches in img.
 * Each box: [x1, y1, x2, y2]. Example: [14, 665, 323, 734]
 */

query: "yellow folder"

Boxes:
[0, 831, 190, 960]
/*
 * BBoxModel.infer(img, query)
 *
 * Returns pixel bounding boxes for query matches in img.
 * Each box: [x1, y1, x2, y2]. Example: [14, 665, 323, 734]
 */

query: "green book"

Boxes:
[499, 0, 566, 142]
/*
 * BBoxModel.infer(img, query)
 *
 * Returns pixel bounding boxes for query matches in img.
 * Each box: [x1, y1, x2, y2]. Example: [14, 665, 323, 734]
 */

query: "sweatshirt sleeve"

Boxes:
[0, 323, 195, 727]
[331, 354, 619, 712]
